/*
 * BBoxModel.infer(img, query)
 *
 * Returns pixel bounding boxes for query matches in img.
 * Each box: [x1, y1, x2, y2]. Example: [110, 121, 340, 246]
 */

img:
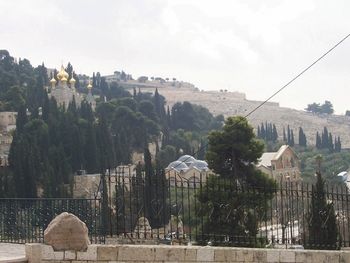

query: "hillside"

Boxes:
[124, 85, 350, 148]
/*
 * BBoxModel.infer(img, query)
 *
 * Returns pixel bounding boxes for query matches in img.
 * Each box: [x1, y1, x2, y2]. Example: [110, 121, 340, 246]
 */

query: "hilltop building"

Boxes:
[257, 145, 301, 181]
[48, 65, 96, 110]
[166, 155, 211, 187]
[49, 65, 81, 108]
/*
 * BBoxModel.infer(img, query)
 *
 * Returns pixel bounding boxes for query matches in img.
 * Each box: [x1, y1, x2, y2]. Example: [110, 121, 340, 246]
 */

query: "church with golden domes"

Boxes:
[49, 65, 95, 110]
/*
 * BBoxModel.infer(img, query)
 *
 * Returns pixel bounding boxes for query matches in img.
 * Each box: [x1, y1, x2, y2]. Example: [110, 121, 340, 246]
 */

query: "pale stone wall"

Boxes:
[26, 243, 350, 263]
[0, 111, 17, 128]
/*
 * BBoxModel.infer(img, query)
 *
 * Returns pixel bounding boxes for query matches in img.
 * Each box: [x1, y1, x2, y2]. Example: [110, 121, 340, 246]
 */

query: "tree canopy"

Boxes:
[305, 100, 334, 114]
[197, 116, 276, 246]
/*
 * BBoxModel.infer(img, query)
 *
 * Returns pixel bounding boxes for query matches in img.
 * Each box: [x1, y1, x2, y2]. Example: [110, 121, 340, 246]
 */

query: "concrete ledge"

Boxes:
[25, 243, 350, 263]
[0, 256, 27, 263]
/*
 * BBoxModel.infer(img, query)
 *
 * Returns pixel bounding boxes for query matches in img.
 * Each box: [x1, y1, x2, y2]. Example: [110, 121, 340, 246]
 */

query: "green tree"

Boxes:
[198, 116, 276, 246]
[307, 171, 339, 249]
[306, 101, 334, 114]
[298, 127, 307, 147]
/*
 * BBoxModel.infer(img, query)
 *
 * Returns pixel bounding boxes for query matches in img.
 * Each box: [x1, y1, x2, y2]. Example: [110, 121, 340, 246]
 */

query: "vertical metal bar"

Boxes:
[200, 172, 203, 243]
[155, 169, 160, 240]
[346, 186, 350, 247]
[174, 171, 178, 239]
[180, 174, 185, 241]
[168, 171, 172, 241]
[205, 172, 210, 243]
[193, 174, 198, 242]
[340, 185, 345, 248]
[122, 167, 126, 238]
[128, 173, 133, 239]
[187, 177, 191, 243]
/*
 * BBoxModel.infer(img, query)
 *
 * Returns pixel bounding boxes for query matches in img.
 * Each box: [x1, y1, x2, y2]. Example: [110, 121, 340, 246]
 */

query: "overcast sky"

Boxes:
[1, 0, 349, 114]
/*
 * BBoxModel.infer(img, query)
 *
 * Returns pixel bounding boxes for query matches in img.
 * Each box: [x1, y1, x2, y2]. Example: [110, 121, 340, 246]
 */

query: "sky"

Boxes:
[1, 0, 350, 114]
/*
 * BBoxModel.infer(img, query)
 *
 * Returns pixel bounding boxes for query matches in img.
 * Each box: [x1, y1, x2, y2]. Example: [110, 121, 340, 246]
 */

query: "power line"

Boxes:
[168, 32, 350, 172]
[245, 33, 350, 118]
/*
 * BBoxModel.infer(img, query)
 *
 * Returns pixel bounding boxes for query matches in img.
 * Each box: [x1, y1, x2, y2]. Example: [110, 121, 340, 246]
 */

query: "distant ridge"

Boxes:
[123, 84, 350, 148]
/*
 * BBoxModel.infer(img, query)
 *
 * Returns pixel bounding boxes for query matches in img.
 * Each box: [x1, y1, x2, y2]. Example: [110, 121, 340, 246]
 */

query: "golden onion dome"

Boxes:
[57, 65, 69, 80]
[50, 76, 57, 85]
[69, 74, 76, 85]
[87, 79, 93, 90]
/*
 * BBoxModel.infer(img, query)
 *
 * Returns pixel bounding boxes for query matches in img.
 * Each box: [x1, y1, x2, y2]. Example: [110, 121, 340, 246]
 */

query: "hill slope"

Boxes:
[128, 85, 350, 148]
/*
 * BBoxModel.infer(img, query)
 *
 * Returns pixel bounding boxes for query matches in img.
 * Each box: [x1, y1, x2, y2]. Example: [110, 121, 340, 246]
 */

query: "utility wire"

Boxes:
[168, 32, 350, 172]
[245, 33, 350, 118]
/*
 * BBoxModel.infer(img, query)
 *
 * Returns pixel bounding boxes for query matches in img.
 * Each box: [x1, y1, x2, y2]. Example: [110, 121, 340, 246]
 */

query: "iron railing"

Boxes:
[110, 170, 350, 249]
[0, 198, 104, 244]
[1, 171, 349, 249]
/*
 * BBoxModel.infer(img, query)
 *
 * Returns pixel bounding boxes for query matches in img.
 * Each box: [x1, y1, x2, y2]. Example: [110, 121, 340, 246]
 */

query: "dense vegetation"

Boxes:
[305, 100, 334, 114]
[197, 117, 276, 246]
[0, 50, 224, 198]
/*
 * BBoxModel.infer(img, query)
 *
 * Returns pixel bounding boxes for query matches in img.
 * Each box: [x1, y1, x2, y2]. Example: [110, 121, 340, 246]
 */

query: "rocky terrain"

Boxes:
[127, 85, 350, 148]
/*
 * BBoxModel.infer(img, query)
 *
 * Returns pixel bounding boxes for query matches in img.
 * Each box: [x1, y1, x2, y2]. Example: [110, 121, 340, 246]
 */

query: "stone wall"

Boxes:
[26, 243, 350, 263]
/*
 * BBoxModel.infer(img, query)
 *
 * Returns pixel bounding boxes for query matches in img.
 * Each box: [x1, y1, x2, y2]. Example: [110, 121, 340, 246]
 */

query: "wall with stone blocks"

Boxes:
[25, 243, 350, 263]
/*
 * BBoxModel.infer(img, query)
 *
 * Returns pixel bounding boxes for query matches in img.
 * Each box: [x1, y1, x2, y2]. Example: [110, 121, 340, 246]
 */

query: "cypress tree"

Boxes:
[298, 127, 307, 147]
[321, 127, 329, 149]
[290, 129, 295, 147]
[272, 124, 278, 142]
[84, 123, 98, 173]
[260, 123, 266, 140]
[287, 125, 291, 145]
[283, 127, 287, 142]
[328, 133, 334, 153]
[154, 88, 162, 119]
[308, 172, 339, 249]
[316, 132, 322, 149]
[144, 147, 153, 224]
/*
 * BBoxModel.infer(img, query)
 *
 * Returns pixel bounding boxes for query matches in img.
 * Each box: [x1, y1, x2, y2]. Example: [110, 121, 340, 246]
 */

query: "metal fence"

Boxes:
[110, 171, 350, 249]
[1, 173, 349, 249]
[0, 198, 104, 244]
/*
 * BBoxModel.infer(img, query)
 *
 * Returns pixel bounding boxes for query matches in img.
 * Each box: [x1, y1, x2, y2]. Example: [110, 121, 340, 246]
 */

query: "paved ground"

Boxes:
[0, 243, 26, 262]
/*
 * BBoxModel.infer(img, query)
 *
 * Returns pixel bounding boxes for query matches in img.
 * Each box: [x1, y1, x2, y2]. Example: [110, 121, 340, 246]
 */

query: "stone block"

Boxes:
[214, 248, 227, 261]
[224, 249, 237, 262]
[76, 244, 98, 260]
[97, 245, 118, 260]
[236, 249, 254, 262]
[340, 251, 350, 263]
[25, 243, 42, 263]
[295, 251, 309, 263]
[266, 250, 279, 263]
[64, 250, 76, 260]
[325, 252, 340, 263]
[279, 251, 295, 263]
[53, 251, 64, 260]
[44, 212, 90, 251]
[197, 247, 214, 262]
[118, 245, 155, 261]
[311, 251, 326, 262]
[184, 247, 197, 261]
[41, 261, 69, 263]
[253, 250, 266, 262]
[155, 246, 185, 261]
[41, 244, 55, 260]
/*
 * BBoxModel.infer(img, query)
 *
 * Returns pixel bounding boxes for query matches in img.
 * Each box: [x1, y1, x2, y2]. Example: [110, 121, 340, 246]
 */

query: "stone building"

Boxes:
[49, 65, 81, 108]
[257, 145, 301, 181]
[49, 65, 95, 110]
[0, 111, 17, 132]
[165, 155, 211, 187]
